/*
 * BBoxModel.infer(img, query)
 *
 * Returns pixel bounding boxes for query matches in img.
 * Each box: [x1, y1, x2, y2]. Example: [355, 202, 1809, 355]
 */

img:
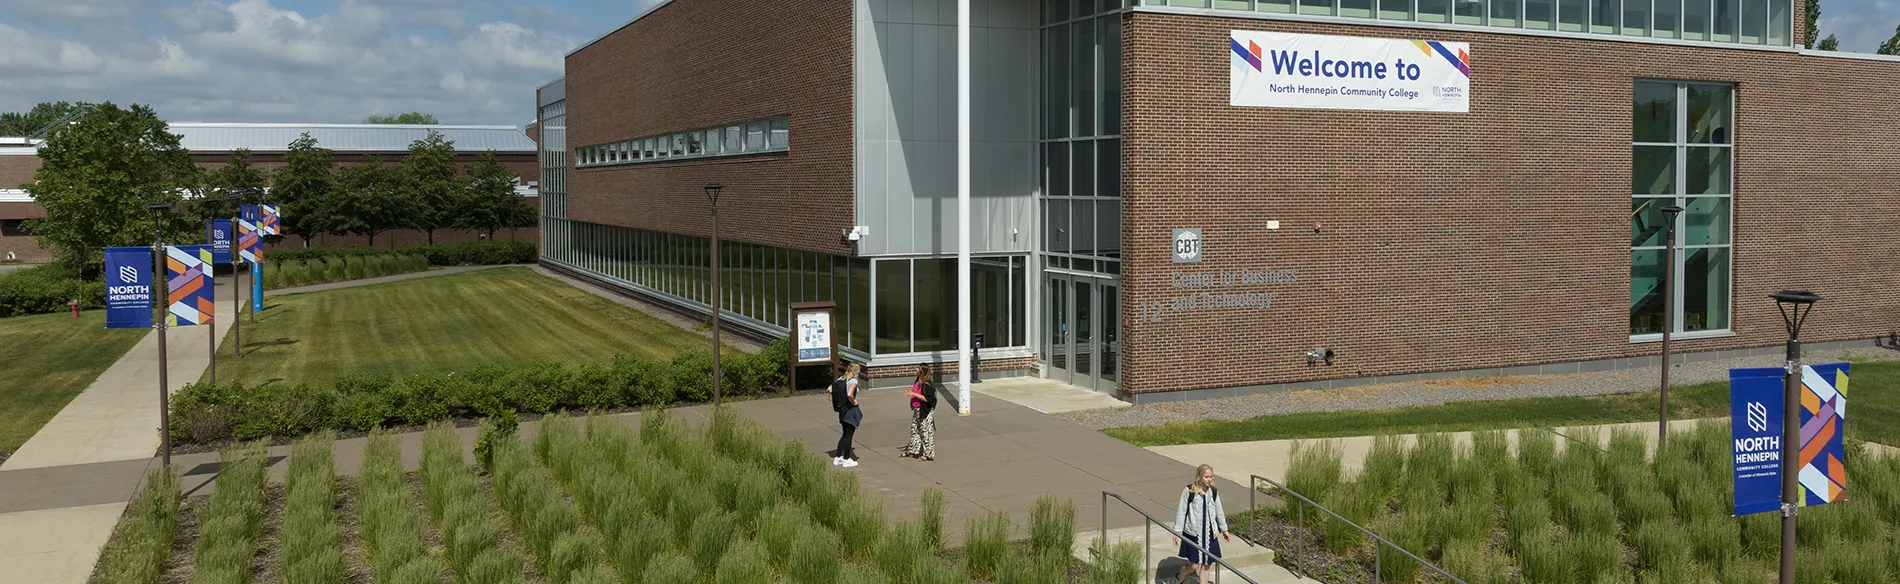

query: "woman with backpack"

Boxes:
[831, 362, 863, 468]
[901, 364, 938, 461]
[1172, 464, 1230, 584]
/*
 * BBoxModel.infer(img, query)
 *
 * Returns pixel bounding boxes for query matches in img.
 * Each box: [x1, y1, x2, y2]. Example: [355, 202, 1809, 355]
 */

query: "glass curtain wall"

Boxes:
[1143, 0, 1793, 46]
[538, 100, 567, 259]
[543, 218, 874, 353]
[870, 256, 1030, 355]
[1044, 0, 1124, 276]
[1629, 81, 1732, 338]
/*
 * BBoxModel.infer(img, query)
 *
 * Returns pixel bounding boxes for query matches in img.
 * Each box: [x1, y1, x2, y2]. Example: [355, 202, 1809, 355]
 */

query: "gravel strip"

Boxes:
[1059, 347, 1899, 430]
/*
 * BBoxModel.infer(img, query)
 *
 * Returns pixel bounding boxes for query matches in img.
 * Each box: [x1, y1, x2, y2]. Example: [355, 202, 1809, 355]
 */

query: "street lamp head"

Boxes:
[1659, 204, 1684, 215]
[1771, 289, 1821, 338]
[1770, 290, 1820, 305]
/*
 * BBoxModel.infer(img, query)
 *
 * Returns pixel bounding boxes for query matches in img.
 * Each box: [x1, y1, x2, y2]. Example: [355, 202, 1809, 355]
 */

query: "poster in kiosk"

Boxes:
[1729, 363, 1850, 516]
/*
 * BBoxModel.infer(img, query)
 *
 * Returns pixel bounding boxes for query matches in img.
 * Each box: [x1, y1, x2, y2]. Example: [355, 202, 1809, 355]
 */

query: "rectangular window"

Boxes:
[1624, 0, 1649, 34]
[1455, 0, 1485, 23]
[1381, 0, 1414, 20]
[1766, 0, 1789, 44]
[1419, 0, 1451, 22]
[1, 219, 26, 236]
[1740, 0, 1765, 43]
[687, 133, 702, 156]
[912, 259, 954, 353]
[1652, 0, 1680, 36]
[1559, 0, 1587, 29]
[1630, 81, 1732, 338]
[1525, 0, 1555, 27]
[1491, 0, 1523, 27]
[876, 259, 911, 354]
[745, 122, 767, 152]
[1340, 0, 1374, 17]
[769, 117, 789, 149]
[1712, 0, 1734, 40]
[1258, 0, 1296, 11]
[1593, 0, 1619, 32]
[1300, 0, 1337, 16]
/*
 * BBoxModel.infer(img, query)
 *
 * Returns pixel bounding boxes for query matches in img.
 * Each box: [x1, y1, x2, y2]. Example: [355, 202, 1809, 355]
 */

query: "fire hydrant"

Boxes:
[68, 298, 79, 318]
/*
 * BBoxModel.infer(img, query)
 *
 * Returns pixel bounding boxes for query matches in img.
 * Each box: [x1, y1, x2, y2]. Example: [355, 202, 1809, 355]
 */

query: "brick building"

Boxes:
[537, 0, 1900, 400]
[0, 123, 542, 262]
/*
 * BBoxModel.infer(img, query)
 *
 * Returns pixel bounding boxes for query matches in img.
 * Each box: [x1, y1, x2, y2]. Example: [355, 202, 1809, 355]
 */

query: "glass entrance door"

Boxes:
[1044, 273, 1119, 393]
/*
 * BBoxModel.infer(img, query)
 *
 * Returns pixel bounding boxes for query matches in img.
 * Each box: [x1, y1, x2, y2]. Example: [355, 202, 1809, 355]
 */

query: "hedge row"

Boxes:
[0, 264, 105, 318]
[269, 241, 535, 267]
[262, 255, 429, 289]
[169, 338, 811, 444]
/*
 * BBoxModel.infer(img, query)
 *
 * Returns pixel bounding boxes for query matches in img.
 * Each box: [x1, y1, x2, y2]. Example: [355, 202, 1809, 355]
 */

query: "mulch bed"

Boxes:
[1238, 508, 1381, 584]
[160, 496, 203, 584]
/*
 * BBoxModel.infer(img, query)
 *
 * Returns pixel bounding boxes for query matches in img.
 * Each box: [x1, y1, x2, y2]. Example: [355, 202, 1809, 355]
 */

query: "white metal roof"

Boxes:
[168, 123, 537, 153]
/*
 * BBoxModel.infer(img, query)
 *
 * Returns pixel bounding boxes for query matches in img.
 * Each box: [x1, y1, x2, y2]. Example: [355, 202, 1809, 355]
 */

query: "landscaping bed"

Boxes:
[96, 408, 1142, 584]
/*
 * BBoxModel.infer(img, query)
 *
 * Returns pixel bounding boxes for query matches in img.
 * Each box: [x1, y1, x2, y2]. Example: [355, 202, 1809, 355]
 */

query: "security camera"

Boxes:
[846, 229, 861, 242]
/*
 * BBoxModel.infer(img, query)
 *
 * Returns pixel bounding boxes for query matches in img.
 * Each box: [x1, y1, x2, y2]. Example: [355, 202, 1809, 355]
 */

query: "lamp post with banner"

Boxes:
[142, 202, 173, 467]
[1770, 290, 1820, 584]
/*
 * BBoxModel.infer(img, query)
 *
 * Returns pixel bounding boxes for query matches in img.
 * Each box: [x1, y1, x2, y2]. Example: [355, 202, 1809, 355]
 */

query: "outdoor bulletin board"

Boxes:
[789, 301, 839, 385]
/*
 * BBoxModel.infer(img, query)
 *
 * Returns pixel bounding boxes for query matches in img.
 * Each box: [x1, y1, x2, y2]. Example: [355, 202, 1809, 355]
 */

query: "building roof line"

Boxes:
[566, 0, 675, 58]
[169, 122, 524, 130]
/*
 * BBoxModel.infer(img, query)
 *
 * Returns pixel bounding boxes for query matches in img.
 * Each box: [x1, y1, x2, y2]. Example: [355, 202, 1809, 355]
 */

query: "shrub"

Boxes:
[1086, 536, 1142, 584]
[878, 520, 927, 584]
[188, 443, 269, 584]
[758, 502, 808, 568]
[421, 424, 526, 584]
[1285, 440, 1344, 517]
[1439, 538, 1511, 584]
[964, 511, 1011, 581]
[614, 354, 672, 406]
[504, 360, 568, 414]
[840, 494, 888, 562]
[358, 430, 447, 584]
[789, 523, 843, 584]
[0, 263, 103, 317]
[920, 486, 948, 552]
[90, 468, 181, 584]
[668, 351, 714, 403]
[1028, 494, 1076, 571]
[643, 553, 697, 584]
[565, 362, 616, 410]
[716, 539, 772, 584]
[282, 433, 345, 584]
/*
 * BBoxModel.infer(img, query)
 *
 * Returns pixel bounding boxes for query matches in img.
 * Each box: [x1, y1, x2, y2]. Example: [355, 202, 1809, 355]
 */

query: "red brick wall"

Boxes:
[0, 154, 38, 190]
[563, 0, 854, 256]
[1120, 13, 1900, 395]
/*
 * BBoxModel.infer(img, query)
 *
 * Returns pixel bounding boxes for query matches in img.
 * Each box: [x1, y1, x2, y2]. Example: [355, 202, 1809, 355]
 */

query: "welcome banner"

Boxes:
[165, 245, 215, 326]
[104, 247, 154, 329]
[1230, 30, 1470, 112]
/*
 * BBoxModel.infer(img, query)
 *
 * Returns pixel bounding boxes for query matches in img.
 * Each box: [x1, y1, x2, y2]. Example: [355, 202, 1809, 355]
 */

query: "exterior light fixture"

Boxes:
[1769, 289, 1819, 584]
[704, 183, 724, 407]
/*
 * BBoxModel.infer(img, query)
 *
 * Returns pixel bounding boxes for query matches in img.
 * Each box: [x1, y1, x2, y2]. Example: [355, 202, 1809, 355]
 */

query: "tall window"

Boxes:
[1631, 81, 1732, 338]
[1043, 1, 1122, 276]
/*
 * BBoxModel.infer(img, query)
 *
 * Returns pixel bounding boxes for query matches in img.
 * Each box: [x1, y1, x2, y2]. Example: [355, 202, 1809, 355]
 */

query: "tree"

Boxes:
[1881, 25, 1900, 55]
[364, 112, 439, 125]
[273, 133, 337, 247]
[0, 101, 87, 137]
[1803, 0, 1821, 48]
[456, 151, 537, 239]
[22, 102, 198, 275]
[333, 156, 406, 248]
[399, 130, 462, 245]
[204, 149, 268, 225]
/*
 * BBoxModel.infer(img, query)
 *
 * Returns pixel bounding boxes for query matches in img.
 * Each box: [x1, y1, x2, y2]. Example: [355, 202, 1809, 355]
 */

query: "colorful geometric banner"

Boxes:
[1799, 363, 1849, 507]
[104, 246, 154, 329]
[1730, 367, 1785, 516]
[165, 245, 215, 326]
[261, 204, 281, 236]
[237, 218, 261, 264]
[206, 219, 233, 264]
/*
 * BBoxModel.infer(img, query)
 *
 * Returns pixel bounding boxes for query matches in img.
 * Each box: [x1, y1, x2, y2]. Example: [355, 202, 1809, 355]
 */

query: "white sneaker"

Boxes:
[841, 459, 859, 468]
[832, 457, 844, 466]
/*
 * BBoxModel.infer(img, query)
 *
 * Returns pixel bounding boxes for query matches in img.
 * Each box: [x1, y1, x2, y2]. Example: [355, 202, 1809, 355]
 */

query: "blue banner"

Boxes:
[1731, 367, 1787, 517]
[240, 204, 259, 223]
[206, 219, 233, 264]
[104, 247, 155, 329]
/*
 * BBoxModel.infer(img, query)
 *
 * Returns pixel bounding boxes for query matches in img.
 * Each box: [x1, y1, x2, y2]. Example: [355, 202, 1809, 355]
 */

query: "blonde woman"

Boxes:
[830, 362, 864, 468]
[901, 364, 938, 461]
[1172, 464, 1229, 584]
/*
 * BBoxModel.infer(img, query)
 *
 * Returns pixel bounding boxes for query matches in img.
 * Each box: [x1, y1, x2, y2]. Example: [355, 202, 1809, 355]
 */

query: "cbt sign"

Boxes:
[1230, 30, 1470, 112]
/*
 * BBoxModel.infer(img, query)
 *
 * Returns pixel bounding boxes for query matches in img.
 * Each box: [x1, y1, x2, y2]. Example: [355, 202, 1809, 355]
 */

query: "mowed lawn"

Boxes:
[0, 310, 149, 453]
[214, 267, 733, 386]
[1106, 359, 1900, 447]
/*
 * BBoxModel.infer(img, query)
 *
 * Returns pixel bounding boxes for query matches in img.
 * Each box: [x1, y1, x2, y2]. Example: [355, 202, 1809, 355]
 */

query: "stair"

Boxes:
[1073, 526, 1306, 584]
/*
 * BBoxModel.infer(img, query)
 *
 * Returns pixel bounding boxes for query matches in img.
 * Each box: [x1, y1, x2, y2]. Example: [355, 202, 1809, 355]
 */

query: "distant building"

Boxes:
[0, 122, 541, 263]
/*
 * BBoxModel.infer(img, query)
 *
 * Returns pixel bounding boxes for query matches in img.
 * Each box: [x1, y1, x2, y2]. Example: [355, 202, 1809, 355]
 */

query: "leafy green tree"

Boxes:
[0, 101, 87, 137]
[1803, 0, 1821, 48]
[456, 151, 536, 239]
[273, 133, 337, 247]
[1818, 34, 1839, 50]
[22, 102, 198, 275]
[399, 130, 462, 245]
[333, 156, 406, 248]
[364, 112, 438, 125]
[203, 149, 268, 224]
[1881, 25, 1900, 55]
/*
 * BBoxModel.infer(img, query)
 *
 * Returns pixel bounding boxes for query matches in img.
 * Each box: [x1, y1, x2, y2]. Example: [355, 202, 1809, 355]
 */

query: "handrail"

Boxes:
[1100, 491, 1261, 584]
[1247, 474, 1468, 584]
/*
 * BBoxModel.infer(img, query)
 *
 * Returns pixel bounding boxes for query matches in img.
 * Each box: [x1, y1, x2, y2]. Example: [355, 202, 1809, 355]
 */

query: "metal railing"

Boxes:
[1247, 475, 1467, 584]
[1101, 491, 1260, 584]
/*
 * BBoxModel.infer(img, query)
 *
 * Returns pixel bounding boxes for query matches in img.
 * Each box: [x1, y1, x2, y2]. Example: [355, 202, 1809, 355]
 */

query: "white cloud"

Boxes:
[1819, 0, 1900, 52]
[0, 0, 580, 126]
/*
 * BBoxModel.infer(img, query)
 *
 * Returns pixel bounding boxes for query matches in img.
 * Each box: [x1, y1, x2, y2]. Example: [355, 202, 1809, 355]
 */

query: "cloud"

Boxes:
[1819, 0, 1900, 52]
[0, 0, 585, 126]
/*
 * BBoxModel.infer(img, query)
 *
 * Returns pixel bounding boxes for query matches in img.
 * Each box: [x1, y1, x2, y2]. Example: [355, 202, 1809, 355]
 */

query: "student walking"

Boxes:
[901, 364, 938, 461]
[831, 362, 863, 468]
[1172, 464, 1229, 584]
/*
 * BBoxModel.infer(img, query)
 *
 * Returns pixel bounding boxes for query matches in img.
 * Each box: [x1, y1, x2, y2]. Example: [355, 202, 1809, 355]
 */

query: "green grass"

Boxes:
[1105, 359, 1900, 447]
[213, 266, 733, 386]
[0, 310, 148, 453]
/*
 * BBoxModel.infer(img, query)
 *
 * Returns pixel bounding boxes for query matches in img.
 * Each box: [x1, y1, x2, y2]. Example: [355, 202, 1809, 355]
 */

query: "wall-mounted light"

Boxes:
[1266, 220, 1280, 231]
[842, 225, 867, 242]
[1305, 348, 1336, 366]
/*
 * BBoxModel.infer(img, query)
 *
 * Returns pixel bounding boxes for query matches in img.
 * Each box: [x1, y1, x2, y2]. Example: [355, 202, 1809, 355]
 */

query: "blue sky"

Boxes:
[0, 0, 1893, 127]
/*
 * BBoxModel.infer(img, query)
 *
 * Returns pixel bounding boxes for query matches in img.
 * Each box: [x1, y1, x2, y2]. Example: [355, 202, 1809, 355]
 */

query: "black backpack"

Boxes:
[831, 378, 851, 413]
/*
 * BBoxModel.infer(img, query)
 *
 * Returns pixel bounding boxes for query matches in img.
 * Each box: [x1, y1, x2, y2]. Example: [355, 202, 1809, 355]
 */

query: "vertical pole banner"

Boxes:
[237, 218, 260, 264]
[206, 219, 233, 265]
[165, 245, 215, 326]
[1731, 367, 1785, 516]
[1798, 363, 1849, 507]
[104, 247, 155, 329]
[261, 204, 280, 235]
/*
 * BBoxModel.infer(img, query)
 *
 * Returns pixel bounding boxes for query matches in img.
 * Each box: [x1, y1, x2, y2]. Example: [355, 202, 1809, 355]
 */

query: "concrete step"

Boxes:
[1074, 526, 1306, 584]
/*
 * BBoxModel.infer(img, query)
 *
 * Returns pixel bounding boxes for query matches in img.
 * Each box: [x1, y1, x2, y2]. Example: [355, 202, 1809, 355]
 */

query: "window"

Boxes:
[0, 219, 27, 237]
[575, 117, 790, 166]
[745, 122, 767, 152]
[1631, 81, 1732, 338]
[769, 118, 789, 150]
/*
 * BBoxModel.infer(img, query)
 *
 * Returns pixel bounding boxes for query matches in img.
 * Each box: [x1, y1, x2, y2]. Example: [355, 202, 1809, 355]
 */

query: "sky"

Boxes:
[0, 0, 1893, 128]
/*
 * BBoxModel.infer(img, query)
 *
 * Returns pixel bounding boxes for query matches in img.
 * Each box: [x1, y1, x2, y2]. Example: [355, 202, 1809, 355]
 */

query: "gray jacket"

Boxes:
[1173, 486, 1228, 539]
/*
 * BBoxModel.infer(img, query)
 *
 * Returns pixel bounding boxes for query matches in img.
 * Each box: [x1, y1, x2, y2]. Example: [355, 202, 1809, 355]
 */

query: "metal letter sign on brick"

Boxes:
[1729, 363, 1850, 516]
[104, 246, 154, 329]
[796, 311, 833, 363]
[1730, 367, 1784, 516]
[1230, 31, 1470, 112]
[1172, 229, 1203, 263]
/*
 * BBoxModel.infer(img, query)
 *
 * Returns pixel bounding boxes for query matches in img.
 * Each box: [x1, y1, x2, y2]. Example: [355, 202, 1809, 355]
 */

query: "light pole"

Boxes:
[228, 196, 242, 359]
[704, 183, 723, 407]
[143, 202, 173, 468]
[1657, 203, 1682, 449]
[1771, 289, 1820, 584]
